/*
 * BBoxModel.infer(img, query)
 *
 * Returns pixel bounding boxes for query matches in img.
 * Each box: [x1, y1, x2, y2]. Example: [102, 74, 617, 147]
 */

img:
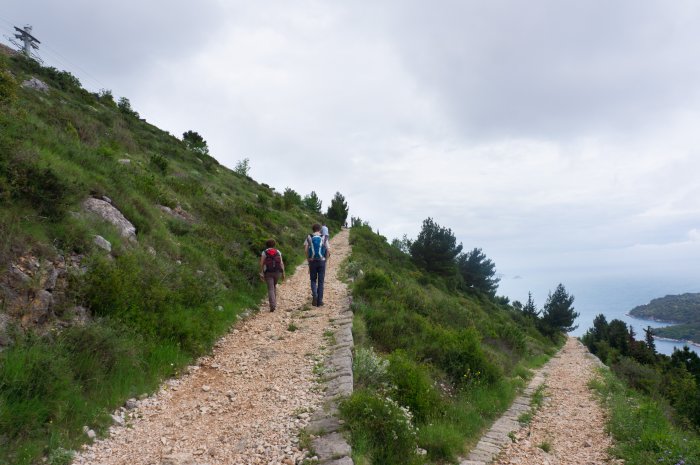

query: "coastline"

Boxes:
[626, 313, 700, 350]
[652, 336, 700, 350]
[624, 312, 680, 325]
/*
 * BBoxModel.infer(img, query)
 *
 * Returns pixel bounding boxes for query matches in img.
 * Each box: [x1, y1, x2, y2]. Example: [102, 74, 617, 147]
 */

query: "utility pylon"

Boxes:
[11, 25, 40, 60]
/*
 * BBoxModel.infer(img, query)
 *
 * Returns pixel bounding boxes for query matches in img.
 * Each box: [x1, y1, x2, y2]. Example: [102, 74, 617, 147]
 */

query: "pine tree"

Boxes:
[326, 192, 349, 224]
[182, 130, 209, 156]
[541, 283, 579, 335]
[302, 191, 322, 213]
[410, 218, 463, 276]
[456, 248, 500, 297]
[644, 326, 656, 355]
[522, 292, 540, 318]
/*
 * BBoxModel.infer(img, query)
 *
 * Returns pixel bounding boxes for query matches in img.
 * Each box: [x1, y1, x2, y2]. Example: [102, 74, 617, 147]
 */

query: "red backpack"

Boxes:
[264, 248, 282, 273]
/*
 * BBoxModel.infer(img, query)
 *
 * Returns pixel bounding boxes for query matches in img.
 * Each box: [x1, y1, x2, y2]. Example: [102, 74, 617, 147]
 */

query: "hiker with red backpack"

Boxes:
[259, 239, 286, 312]
[305, 223, 331, 306]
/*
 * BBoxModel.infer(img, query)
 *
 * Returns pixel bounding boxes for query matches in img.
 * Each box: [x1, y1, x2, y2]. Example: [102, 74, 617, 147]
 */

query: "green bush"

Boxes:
[612, 357, 661, 394]
[387, 351, 444, 423]
[356, 269, 392, 294]
[0, 153, 77, 220]
[0, 69, 18, 105]
[353, 346, 390, 390]
[340, 389, 419, 465]
[149, 153, 168, 173]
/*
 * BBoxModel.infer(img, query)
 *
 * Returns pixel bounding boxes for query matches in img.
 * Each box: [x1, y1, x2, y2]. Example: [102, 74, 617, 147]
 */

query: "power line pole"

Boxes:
[11, 25, 41, 60]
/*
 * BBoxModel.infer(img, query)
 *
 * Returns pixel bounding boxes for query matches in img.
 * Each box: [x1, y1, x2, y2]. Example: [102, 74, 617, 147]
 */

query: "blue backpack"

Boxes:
[308, 235, 327, 260]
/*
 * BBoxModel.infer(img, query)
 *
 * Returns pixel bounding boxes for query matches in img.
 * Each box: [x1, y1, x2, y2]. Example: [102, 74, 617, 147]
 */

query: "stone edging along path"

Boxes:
[459, 354, 554, 465]
[72, 229, 354, 465]
[304, 299, 354, 465]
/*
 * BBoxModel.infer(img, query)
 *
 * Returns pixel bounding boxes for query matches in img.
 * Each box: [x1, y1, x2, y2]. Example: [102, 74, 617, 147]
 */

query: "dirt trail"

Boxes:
[492, 338, 621, 465]
[73, 229, 352, 465]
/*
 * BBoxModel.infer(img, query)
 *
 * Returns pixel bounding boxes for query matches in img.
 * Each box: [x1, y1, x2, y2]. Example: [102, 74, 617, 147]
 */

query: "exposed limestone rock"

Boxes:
[159, 204, 195, 223]
[94, 235, 112, 252]
[67, 306, 90, 326]
[0, 313, 12, 347]
[83, 197, 137, 242]
[21, 289, 54, 327]
[21, 77, 49, 92]
[311, 432, 351, 460]
[0, 253, 87, 340]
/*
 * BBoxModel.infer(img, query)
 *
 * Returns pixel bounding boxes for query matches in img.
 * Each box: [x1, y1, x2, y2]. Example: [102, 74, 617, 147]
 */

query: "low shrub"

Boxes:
[611, 357, 661, 394]
[387, 351, 444, 423]
[339, 389, 419, 465]
[353, 346, 390, 391]
[355, 269, 392, 294]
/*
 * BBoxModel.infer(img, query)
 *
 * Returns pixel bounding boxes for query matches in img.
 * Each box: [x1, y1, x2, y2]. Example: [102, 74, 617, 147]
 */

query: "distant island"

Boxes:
[629, 292, 700, 346]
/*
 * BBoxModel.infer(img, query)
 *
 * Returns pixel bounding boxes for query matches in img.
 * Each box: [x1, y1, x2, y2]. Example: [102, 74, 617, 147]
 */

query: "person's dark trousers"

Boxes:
[308, 259, 326, 305]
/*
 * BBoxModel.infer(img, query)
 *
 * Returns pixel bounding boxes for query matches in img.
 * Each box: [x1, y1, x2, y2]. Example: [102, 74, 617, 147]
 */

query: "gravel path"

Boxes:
[73, 229, 352, 465]
[492, 338, 621, 465]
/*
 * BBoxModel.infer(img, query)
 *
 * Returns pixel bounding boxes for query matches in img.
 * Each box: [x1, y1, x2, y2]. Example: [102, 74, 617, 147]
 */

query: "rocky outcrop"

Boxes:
[83, 197, 137, 242]
[0, 253, 87, 347]
[21, 77, 49, 93]
[159, 205, 195, 223]
[93, 235, 112, 252]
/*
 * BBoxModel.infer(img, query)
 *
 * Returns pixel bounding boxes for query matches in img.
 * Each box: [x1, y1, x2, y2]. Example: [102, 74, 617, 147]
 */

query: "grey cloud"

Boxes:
[376, 0, 700, 140]
[4, 0, 225, 85]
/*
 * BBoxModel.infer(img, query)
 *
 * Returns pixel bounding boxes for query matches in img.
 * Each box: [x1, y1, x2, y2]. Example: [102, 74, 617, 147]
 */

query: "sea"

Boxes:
[499, 273, 700, 356]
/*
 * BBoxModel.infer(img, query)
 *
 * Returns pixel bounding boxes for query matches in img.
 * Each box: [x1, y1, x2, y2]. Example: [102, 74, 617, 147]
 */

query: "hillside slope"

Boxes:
[0, 52, 336, 464]
[338, 225, 558, 464]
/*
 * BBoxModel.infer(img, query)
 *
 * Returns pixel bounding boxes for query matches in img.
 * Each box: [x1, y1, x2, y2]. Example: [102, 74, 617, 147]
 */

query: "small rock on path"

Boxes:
[72, 229, 352, 465]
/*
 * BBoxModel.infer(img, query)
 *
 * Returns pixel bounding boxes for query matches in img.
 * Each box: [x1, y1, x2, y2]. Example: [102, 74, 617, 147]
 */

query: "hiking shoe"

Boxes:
[312, 296, 318, 306]
[317, 302, 324, 307]
[270, 306, 276, 312]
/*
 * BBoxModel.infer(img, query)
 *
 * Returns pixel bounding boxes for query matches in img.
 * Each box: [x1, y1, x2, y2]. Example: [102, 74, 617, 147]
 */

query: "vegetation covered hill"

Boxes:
[629, 292, 700, 323]
[0, 52, 342, 464]
[339, 223, 561, 464]
[629, 292, 700, 345]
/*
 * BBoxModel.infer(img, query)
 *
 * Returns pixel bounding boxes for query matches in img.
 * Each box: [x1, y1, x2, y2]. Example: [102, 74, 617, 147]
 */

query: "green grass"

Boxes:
[537, 440, 552, 453]
[590, 369, 700, 464]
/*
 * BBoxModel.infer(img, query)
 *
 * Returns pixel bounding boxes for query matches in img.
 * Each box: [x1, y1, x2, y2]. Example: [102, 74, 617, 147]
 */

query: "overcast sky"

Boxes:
[3, 1, 700, 308]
